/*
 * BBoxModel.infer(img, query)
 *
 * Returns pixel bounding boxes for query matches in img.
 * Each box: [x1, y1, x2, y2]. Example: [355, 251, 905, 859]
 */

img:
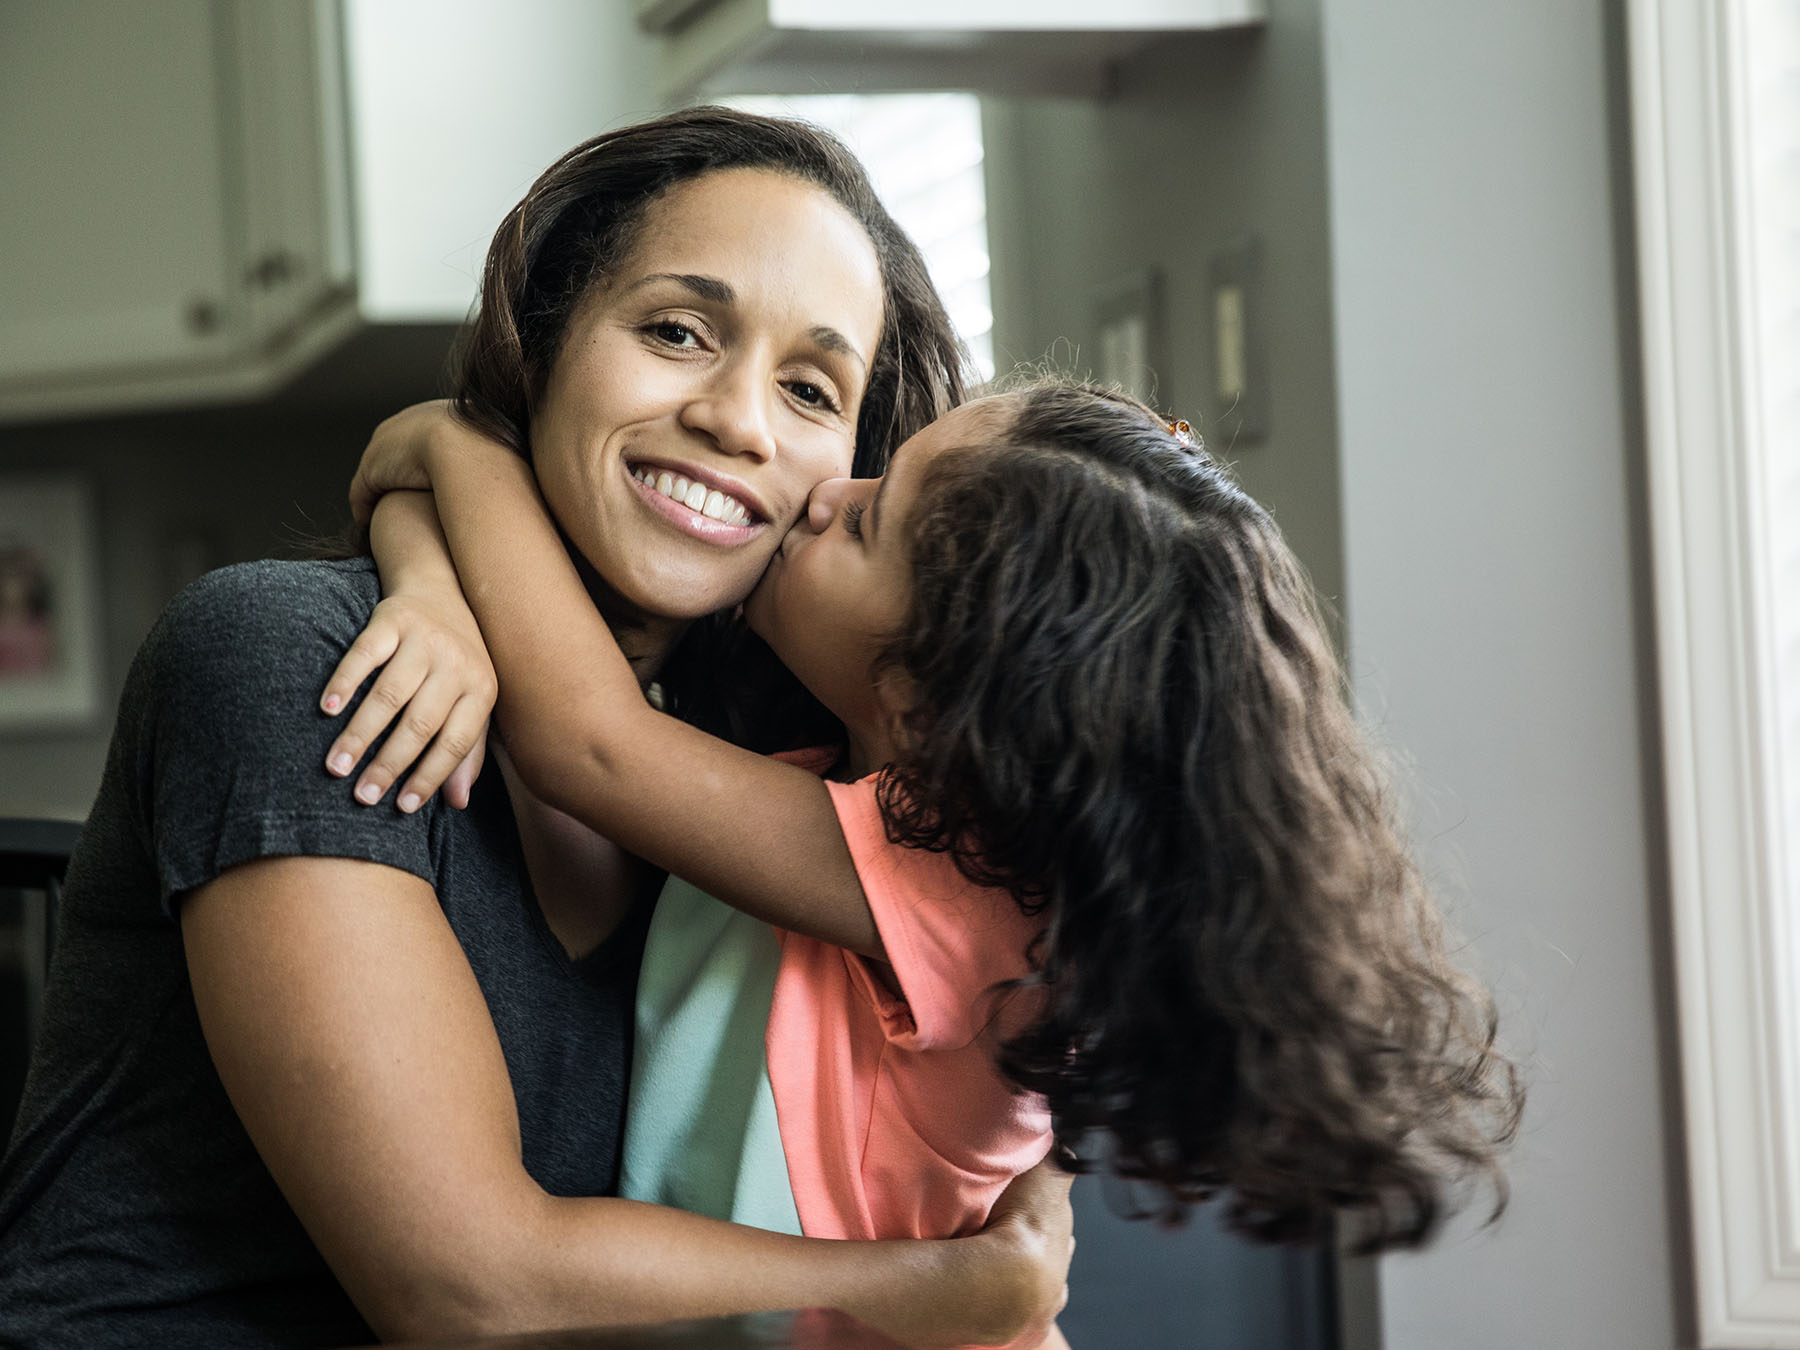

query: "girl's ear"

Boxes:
[872, 666, 919, 754]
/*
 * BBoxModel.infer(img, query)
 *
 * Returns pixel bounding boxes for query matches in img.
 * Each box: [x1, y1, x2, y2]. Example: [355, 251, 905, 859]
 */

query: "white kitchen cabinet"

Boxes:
[0, 0, 658, 424]
[0, 0, 353, 421]
[338, 0, 659, 323]
[638, 0, 1266, 99]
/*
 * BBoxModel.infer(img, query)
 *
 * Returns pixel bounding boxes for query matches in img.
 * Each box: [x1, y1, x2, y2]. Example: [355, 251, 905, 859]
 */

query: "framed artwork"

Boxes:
[1209, 235, 1267, 445]
[1095, 268, 1165, 406]
[0, 476, 101, 729]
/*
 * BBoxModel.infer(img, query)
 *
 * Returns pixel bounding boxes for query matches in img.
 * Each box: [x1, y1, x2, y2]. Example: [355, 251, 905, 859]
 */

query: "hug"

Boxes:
[0, 107, 1518, 1349]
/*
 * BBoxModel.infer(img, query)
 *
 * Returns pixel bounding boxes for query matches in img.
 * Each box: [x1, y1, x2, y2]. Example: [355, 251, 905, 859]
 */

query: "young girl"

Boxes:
[324, 381, 1521, 1257]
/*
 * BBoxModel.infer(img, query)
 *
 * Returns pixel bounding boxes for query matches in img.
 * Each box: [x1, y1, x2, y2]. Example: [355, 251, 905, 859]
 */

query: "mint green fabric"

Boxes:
[619, 875, 802, 1235]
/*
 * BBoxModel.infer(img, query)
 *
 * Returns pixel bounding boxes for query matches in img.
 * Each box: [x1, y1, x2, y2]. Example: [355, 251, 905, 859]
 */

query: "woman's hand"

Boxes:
[973, 1156, 1076, 1348]
[349, 399, 469, 525]
[843, 1156, 1075, 1350]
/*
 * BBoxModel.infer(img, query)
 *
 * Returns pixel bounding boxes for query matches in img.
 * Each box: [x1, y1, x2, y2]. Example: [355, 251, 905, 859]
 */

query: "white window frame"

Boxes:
[1631, 1, 1800, 1344]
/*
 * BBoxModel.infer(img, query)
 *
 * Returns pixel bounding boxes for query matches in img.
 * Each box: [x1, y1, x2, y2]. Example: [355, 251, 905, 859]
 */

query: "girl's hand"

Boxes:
[349, 399, 463, 525]
[320, 582, 497, 812]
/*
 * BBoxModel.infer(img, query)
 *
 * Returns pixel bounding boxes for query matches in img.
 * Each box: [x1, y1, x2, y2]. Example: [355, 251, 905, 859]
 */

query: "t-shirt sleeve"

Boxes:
[823, 775, 1041, 1051]
[124, 559, 442, 914]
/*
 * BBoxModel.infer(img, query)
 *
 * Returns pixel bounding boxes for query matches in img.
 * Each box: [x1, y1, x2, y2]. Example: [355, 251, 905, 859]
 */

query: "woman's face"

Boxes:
[530, 167, 886, 624]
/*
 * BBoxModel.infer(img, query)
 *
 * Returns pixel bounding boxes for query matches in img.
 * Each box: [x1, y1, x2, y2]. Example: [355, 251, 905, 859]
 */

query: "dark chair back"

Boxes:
[1, 816, 81, 1136]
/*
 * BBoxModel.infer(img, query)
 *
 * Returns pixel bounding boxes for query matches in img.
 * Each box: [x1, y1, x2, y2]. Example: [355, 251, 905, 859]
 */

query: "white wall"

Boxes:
[1321, 2, 1682, 1346]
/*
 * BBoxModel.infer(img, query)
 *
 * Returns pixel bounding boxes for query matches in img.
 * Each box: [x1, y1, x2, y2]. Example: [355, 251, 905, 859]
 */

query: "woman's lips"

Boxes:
[627, 464, 766, 545]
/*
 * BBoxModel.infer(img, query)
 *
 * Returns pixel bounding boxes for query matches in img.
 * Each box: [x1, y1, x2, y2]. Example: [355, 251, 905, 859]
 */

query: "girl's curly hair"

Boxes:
[876, 381, 1523, 1252]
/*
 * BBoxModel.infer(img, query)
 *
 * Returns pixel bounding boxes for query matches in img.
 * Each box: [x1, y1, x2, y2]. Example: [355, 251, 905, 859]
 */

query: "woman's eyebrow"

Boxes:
[630, 272, 735, 305]
[809, 325, 868, 373]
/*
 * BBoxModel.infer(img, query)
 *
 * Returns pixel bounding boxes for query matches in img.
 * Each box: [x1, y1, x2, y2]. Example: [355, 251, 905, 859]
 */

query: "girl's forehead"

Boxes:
[915, 395, 1013, 449]
[883, 395, 1015, 487]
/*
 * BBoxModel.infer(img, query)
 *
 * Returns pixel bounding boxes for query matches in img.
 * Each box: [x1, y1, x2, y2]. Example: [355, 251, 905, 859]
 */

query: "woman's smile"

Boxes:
[626, 456, 765, 541]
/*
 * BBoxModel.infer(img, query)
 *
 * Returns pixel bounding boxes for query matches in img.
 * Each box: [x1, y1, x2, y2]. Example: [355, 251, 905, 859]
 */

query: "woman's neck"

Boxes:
[611, 616, 683, 687]
[562, 533, 684, 686]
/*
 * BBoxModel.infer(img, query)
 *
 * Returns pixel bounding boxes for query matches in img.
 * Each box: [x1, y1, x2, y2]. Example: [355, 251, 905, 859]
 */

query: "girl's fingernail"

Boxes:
[355, 781, 382, 805]
[398, 792, 421, 814]
[328, 752, 353, 776]
[322, 694, 341, 714]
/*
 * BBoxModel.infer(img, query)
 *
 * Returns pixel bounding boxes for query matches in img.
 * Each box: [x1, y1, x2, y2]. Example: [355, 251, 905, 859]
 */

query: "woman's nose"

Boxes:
[682, 363, 777, 462]
[806, 478, 856, 533]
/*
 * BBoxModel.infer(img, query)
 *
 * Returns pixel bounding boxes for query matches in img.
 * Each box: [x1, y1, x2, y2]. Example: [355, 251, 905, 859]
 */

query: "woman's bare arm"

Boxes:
[181, 854, 1070, 1346]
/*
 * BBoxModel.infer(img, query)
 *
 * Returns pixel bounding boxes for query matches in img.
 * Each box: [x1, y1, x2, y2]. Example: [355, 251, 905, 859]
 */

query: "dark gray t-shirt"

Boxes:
[0, 558, 647, 1349]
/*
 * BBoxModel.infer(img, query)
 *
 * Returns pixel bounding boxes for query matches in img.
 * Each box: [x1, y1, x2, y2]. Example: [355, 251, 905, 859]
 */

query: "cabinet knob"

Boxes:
[185, 298, 222, 335]
[244, 251, 301, 290]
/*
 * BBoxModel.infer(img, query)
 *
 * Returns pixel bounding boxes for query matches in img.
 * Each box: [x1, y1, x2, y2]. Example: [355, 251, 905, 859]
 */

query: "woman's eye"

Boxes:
[786, 380, 841, 414]
[841, 500, 866, 540]
[646, 320, 699, 347]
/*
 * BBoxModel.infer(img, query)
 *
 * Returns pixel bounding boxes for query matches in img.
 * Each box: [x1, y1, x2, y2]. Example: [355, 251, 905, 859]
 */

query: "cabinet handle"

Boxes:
[244, 251, 301, 290]
[185, 298, 222, 335]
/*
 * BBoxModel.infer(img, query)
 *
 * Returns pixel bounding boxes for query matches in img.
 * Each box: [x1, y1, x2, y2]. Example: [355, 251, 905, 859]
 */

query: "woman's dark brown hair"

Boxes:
[877, 381, 1523, 1252]
[450, 105, 969, 747]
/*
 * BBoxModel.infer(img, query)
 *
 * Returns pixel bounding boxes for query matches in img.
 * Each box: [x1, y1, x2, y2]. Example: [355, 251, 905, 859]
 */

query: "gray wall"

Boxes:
[982, 0, 1344, 621]
[1321, 2, 1680, 1347]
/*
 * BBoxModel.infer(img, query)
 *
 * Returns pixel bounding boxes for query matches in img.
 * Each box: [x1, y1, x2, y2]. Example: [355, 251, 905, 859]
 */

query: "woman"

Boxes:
[0, 108, 1071, 1350]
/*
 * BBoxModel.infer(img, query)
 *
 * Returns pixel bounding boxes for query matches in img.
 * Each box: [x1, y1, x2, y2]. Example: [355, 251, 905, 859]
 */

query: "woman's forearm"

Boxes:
[183, 854, 1055, 1348]
[516, 1195, 1049, 1348]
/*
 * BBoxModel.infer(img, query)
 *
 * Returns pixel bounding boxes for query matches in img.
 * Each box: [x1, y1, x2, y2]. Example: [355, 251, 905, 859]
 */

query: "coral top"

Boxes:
[766, 774, 1054, 1241]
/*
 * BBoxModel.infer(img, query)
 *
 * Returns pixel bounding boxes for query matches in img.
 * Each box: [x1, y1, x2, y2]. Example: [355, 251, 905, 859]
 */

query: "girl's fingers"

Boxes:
[391, 699, 490, 814]
[324, 644, 431, 783]
[440, 738, 488, 811]
[347, 671, 461, 807]
[348, 470, 379, 527]
[321, 617, 402, 717]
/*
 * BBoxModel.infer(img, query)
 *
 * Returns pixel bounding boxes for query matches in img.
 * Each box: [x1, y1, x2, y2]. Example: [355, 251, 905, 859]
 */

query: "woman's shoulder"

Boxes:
[129, 557, 381, 723]
[163, 556, 379, 641]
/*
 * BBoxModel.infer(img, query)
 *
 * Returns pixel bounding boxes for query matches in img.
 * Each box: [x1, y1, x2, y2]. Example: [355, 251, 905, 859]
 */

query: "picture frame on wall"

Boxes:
[1095, 268, 1166, 406]
[0, 476, 101, 730]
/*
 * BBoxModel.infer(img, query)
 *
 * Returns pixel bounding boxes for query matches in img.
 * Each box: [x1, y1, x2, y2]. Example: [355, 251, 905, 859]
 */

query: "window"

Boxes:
[1632, 0, 1800, 1343]
[725, 93, 996, 382]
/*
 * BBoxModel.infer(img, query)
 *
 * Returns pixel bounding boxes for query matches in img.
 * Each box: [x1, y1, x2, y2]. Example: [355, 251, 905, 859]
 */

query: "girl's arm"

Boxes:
[182, 854, 1070, 1347]
[327, 409, 885, 960]
[322, 491, 497, 812]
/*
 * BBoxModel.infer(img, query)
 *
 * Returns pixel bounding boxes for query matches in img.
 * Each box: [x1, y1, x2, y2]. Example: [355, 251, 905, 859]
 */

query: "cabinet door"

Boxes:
[223, 0, 354, 347]
[0, 0, 241, 387]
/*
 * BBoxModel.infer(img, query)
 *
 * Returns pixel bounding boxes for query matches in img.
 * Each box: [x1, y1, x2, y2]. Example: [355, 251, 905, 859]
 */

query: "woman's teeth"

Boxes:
[633, 466, 753, 526]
